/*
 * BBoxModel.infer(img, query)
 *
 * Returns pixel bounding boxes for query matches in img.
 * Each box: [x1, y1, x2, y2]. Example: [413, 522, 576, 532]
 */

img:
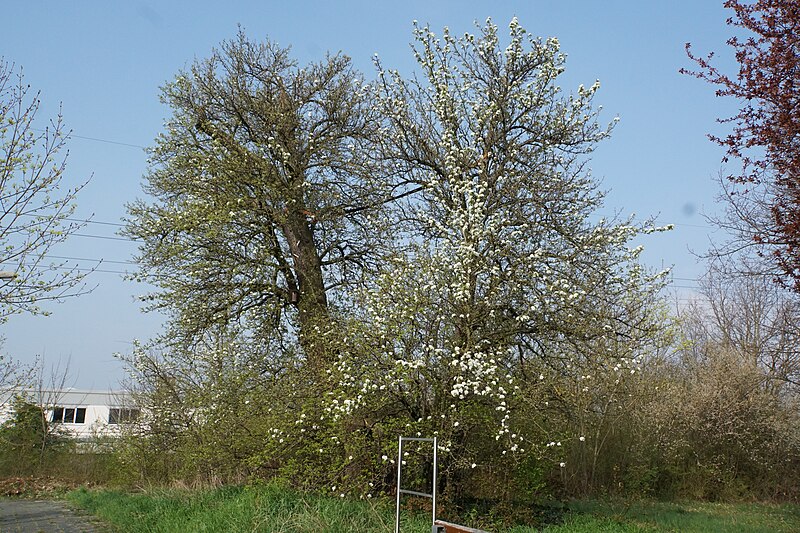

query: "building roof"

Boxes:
[1, 388, 134, 407]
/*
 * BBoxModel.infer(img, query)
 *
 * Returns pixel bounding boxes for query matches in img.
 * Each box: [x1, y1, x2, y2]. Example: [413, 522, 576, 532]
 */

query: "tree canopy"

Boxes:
[125, 32, 397, 369]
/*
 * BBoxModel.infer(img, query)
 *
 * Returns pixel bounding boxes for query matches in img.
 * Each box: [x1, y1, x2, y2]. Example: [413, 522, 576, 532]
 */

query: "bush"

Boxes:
[0, 396, 74, 476]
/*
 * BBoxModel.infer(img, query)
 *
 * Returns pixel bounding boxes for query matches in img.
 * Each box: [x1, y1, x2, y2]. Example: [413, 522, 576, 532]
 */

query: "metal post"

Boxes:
[395, 435, 403, 533]
[432, 436, 438, 530]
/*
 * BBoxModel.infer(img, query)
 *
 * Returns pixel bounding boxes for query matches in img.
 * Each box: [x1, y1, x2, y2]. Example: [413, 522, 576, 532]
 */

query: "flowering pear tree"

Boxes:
[321, 18, 670, 495]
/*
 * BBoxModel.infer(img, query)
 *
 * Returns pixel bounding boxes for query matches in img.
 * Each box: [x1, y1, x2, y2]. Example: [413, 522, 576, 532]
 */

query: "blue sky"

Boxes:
[2, 1, 740, 388]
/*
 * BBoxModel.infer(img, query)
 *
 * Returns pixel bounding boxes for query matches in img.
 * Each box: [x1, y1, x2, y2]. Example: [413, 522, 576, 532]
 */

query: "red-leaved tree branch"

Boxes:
[682, 0, 800, 291]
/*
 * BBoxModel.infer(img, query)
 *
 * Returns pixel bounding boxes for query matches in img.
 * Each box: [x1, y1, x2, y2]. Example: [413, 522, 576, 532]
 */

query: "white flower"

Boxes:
[579, 436, 585, 442]
[471, 463, 477, 469]
[560, 462, 566, 468]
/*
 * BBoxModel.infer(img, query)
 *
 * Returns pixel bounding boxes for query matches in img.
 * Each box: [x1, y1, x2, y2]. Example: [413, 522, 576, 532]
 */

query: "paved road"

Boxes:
[0, 498, 102, 532]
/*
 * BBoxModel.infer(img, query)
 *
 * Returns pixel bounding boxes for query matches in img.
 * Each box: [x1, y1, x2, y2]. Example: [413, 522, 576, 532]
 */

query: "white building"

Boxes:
[0, 388, 137, 440]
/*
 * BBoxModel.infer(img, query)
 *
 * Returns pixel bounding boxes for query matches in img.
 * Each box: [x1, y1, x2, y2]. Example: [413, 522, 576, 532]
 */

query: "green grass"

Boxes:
[67, 483, 433, 532]
[532, 500, 800, 533]
[66, 484, 800, 532]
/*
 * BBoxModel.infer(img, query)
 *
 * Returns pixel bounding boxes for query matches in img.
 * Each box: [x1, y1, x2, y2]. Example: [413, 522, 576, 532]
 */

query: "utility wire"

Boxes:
[1, 261, 130, 275]
[46, 254, 138, 266]
[66, 217, 125, 228]
[660, 221, 716, 230]
[16, 211, 127, 229]
[2, 214, 137, 241]
[12, 214, 136, 241]
[32, 127, 147, 150]
[66, 133, 146, 150]
[73, 232, 140, 242]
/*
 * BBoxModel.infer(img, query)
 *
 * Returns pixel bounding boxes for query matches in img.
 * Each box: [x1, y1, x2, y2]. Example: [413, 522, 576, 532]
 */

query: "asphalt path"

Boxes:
[0, 498, 102, 532]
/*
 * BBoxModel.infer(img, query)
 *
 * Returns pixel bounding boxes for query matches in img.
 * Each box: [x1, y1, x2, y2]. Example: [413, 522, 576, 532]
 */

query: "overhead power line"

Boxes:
[0, 261, 130, 276]
[32, 127, 147, 150]
[65, 216, 126, 228]
[66, 133, 146, 150]
[46, 255, 138, 266]
[73, 232, 140, 242]
[663, 221, 716, 230]
[17, 212, 129, 231]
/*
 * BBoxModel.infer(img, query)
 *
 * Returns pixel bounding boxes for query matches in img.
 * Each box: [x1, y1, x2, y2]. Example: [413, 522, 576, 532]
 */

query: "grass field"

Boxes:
[544, 500, 800, 533]
[66, 484, 800, 532]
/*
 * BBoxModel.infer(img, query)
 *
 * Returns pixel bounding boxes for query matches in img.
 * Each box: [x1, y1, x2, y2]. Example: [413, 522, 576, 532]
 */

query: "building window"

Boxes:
[108, 408, 139, 424]
[52, 407, 86, 424]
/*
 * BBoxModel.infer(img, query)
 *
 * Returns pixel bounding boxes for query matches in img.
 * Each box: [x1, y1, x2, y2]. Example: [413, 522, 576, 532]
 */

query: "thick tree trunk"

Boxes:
[282, 209, 332, 369]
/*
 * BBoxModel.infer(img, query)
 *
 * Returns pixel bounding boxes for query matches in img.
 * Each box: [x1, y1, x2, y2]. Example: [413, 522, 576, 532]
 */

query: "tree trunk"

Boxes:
[282, 208, 332, 370]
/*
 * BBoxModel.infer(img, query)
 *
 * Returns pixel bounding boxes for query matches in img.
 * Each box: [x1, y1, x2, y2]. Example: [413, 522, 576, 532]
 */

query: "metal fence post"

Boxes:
[432, 436, 437, 530]
[395, 436, 438, 533]
[395, 435, 403, 533]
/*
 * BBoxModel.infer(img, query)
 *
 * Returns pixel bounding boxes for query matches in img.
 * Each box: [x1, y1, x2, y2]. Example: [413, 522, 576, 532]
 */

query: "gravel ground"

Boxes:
[0, 498, 103, 533]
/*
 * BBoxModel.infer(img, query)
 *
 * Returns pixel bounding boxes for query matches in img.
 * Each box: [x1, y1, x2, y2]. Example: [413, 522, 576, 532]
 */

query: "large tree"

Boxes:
[0, 60, 91, 321]
[321, 18, 669, 496]
[682, 0, 800, 290]
[126, 33, 397, 369]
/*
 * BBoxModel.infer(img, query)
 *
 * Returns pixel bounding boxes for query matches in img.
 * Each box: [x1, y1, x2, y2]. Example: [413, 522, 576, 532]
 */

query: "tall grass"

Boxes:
[67, 483, 800, 533]
[68, 482, 434, 533]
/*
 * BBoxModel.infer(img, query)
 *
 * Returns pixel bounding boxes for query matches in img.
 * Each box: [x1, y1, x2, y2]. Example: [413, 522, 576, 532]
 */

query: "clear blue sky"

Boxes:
[2, 1, 739, 388]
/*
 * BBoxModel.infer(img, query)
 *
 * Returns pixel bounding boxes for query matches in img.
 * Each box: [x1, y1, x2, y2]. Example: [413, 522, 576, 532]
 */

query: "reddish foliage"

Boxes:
[0, 476, 83, 497]
[682, 0, 800, 291]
